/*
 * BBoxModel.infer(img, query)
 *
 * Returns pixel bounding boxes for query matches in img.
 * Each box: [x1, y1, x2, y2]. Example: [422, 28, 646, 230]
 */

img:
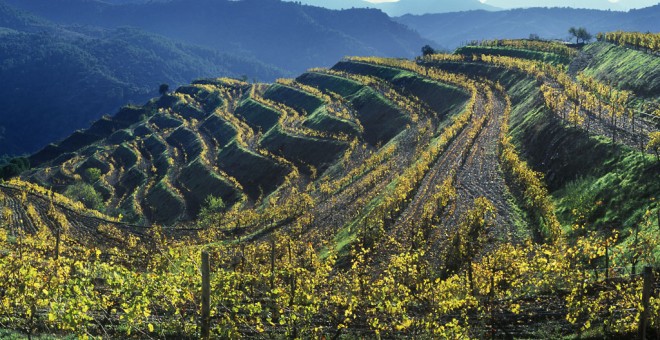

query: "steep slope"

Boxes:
[22, 70, 457, 226]
[0, 2, 285, 156]
[3, 0, 430, 74]
[571, 41, 660, 98]
[397, 5, 660, 49]
[1, 39, 659, 339]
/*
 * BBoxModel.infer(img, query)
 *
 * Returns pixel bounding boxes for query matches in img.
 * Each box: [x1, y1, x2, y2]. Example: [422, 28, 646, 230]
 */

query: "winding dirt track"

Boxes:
[393, 87, 519, 243]
[443, 94, 518, 237]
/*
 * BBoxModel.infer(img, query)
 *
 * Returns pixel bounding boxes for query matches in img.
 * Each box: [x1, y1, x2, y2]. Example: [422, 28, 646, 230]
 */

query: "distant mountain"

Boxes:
[376, 0, 499, 16]
[484, 0, 659, 11]
[396, 5, 660, 49]
[0, 0, 429, 156]
[0, 1, 285, 156]
[3, 0, 430, 73]
[284, 0, 499, 15]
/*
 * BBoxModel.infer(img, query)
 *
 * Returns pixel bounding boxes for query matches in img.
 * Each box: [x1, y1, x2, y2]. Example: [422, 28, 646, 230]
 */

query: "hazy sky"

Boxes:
[481, 0, 658, 10]
[365, 0, 659, 10]
[287, 0, 659, 16]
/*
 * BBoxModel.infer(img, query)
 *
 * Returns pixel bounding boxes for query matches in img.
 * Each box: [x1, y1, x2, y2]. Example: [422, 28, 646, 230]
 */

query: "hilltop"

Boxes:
[1, 35, 659, 338]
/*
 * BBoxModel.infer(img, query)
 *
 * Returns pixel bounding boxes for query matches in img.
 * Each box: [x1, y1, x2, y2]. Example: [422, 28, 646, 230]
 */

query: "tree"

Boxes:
[159, 83, 169, 96]
[577, 27, 592, 43]
[0, 157, 29, 180]
[199, 195, 226, 220]
[569, 27, 592, 44]
[84, 168, 102, 184]
[64, 182, 104, 211]
[421, 45, 435, 56]
[569, 27, 579, 43]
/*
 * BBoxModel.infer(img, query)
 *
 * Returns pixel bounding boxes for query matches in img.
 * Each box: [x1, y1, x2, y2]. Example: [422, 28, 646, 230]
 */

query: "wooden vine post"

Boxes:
[201, 251, 211, 340]
[638, 266, 653, 340]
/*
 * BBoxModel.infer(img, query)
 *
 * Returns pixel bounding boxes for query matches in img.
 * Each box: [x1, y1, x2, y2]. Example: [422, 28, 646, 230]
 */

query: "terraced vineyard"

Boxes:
[1, 37, 659, 338]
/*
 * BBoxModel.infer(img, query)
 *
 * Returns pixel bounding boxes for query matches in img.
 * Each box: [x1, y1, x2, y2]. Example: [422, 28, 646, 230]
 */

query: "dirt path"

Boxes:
[440, 94, 518, 240]
[389, 84, 520, 249]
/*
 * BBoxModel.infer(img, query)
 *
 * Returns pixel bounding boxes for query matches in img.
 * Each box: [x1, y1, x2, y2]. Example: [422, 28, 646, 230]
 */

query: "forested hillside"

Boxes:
[3, 0, 429, 73]
[0, 0, 431, 157]
[0, 1, 287, 156]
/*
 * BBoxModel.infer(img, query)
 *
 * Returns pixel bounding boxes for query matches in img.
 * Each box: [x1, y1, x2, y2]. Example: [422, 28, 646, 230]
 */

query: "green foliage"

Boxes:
[159, 83, 169, 96]
[83, 168, 101, 184]
[63, 182, 104, 212]
[648, 131, 660, 160]
[0, 157, 29, 180]
[201, 195, 225, 214]
[569, 27, 592, 44]
[421, 44, 435, 56]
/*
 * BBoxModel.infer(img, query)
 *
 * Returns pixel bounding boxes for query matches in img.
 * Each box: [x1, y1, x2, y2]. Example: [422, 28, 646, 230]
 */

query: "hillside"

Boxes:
[573, 41, 660, 98]
[3, 0, 430, 74]
[397, 5, 660, 49]
[1, 37, 659, 338]
[0, 1, 286, 156]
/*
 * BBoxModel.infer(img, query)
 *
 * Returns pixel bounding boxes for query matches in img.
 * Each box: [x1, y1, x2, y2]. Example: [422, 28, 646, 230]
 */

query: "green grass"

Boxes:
[500, 65, 659, 242]
[106, 129, 133, 145]
[456, 45, 570, 64]
[149, 113, 183, 130]
[260, 125, 348, 172]
[349, 87, 411, 145]
[298, 71, 410, 145]
[234, 98, 281, 133]
[177, 158, 241, 216]
[217, 141, 290, 200]
[115, 166, 147, 201]
[111, 143, 138, 168]
[554, 151, 659, 230]
[332, 60, 469, 117]
[0, 329, 74, 340]
[262, 83, 325, 115]
[579, 42, 660, 98]
[296, 71, 364, 98]
[145, 179, 185, 223]
[199, 114, 238, 149]
[165, 127, 203, 162]
[303, 107, 362, 137]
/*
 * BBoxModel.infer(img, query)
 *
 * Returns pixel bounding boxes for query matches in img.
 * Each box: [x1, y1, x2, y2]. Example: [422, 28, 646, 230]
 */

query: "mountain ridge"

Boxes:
[2, 0, 430, 73]
[0, 0, 429, 156]
[282, 0, 499, 15]
[397, 5, 660, 49]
